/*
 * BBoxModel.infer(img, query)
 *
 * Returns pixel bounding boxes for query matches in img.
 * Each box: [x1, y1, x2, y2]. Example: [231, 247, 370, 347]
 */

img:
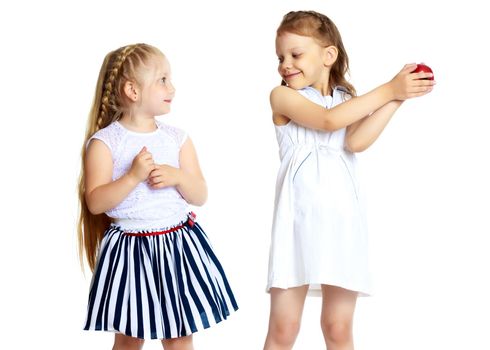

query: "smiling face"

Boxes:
[276, 32, 334, 94]
[139, 54, 175, 117]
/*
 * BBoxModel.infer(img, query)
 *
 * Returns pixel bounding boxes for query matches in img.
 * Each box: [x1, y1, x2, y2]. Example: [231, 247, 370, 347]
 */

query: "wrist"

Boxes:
[124, 171, 141, 187]
[380, 82, 396, 101]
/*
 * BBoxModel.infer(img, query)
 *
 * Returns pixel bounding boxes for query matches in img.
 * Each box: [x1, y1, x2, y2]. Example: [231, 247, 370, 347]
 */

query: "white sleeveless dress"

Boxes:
[267, 86, 371, 296]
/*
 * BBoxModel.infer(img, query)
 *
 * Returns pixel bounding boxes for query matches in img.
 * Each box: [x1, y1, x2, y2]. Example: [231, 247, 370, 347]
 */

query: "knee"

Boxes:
[269, 318, 302, 346]
[113, 334, 145, 350]
[162, 335, 193, 350]
[321, 320, 352, 345]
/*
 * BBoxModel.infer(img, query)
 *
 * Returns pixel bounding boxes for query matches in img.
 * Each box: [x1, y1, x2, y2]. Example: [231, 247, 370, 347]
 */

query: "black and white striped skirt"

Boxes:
[83, 218, 238, 340]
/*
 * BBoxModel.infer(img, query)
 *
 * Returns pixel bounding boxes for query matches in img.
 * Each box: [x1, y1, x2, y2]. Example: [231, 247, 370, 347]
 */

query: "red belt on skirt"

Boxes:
[123, 212, 196, 237]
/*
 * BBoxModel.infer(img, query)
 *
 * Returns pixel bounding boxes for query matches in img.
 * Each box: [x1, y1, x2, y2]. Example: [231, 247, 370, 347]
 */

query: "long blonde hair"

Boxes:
[277, 11, 356, 96]
[78, 43, 163, 271]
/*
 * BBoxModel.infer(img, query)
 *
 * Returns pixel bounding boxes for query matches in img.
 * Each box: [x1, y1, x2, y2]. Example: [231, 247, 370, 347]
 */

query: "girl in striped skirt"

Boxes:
[78, 43, 238, 349]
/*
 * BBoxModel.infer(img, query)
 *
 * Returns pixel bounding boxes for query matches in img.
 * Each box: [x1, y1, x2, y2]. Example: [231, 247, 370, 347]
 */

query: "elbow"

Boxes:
[85, 193, 105, 215]
[344, 139, 368, 153]
[191, 197, 207, 207]
[349, 146, 368, 153]
[188, 194, 207, 207]
[195, 187, 208, 206]
[86, 202, 105, 215]
[184, 182, 208, 207]
[322, 119, 344, 132]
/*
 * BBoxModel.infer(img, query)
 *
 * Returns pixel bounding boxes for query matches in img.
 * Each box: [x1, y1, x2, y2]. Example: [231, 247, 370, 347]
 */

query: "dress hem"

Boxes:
[84, 306, 239, 340]
[266, 280, 371, 297]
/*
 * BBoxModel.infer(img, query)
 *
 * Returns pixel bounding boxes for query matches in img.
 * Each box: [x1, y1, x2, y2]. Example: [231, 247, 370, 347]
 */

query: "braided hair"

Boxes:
[97, 45, 138, 129]
[277, 11, 356, 96]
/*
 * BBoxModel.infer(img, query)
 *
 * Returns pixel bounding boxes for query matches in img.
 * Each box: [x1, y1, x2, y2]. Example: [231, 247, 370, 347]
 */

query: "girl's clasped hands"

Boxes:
[128, 146, 181, 189]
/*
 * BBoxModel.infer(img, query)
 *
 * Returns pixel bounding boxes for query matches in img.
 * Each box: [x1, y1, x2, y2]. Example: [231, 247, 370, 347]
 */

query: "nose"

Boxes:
[167, 80, 176, 94]
[279, 58, 292, 72]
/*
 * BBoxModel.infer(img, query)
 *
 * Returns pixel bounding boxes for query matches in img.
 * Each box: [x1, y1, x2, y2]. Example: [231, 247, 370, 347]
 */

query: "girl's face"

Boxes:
[276, 32, 331, 94]
[139, 55, 175, 117]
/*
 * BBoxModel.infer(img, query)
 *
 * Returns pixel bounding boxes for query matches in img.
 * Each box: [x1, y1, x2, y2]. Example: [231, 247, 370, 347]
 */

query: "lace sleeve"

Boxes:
[159, 122, 188, 148]
[86, 122, 122, 153]
[178, 130, 188, 147]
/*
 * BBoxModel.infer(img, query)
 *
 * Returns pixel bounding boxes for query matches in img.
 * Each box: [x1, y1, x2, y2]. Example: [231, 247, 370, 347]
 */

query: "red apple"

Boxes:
[413, 63, 434, 80]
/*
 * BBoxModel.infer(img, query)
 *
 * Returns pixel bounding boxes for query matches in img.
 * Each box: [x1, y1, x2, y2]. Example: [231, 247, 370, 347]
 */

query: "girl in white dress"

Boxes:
[264, 11, 435, 350]
[78, 43, 237, 350]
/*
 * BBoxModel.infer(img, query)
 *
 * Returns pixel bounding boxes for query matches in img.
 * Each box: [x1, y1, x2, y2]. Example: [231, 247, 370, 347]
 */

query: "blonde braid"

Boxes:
[98, 44, 138, 129]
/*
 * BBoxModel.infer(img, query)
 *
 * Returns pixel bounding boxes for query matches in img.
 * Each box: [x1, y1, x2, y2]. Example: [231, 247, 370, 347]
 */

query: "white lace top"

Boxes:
[88, 120, 190, 228]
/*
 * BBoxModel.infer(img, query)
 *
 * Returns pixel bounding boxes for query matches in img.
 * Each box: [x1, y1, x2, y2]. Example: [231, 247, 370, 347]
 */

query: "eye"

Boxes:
[160, 77, 166, 84]
[277, 56, 284, 63]
[292, 53, 302, 59]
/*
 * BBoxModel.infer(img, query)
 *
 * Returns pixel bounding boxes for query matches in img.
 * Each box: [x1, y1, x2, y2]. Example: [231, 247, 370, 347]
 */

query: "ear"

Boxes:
[123, 80, 139, 102]
[323, 45, 339, 67]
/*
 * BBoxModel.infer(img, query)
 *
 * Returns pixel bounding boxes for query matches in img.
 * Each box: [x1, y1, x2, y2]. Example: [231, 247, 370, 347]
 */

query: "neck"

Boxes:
[119, 115, 157, 132]
[311, 69, 332, 96]
[310, 84, 332, 96]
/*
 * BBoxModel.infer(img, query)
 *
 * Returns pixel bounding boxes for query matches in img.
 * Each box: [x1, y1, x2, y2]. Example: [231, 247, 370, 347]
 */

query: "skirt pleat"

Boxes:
[84, 221, 238, 340]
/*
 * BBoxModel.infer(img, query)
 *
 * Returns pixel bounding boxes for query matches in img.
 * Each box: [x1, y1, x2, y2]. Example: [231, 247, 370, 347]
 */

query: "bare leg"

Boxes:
[263, 285, 309, 350]
[320, 285, 358, 350]
[113, 334, 145, 350]
[161, 335, 194, 350]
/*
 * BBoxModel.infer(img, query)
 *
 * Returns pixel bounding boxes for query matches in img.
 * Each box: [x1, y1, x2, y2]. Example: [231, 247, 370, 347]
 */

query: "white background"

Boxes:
[1, 0, 489, 349]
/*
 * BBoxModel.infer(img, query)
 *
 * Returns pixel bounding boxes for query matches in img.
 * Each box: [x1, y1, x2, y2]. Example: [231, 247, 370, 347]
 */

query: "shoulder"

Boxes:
[156, 120, 188, 147]
[270, 85, 310, 110]
[270, 86, 295, 125]
[270, 85, 299, 101]
[87, 122, 123, 152]
[270, 85, 317, 100]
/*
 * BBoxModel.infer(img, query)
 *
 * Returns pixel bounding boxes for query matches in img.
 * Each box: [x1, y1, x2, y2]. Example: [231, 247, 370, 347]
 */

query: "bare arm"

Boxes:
[175, 138, 207, 205]
[84, 140, 154, 215]
[149, 137, 208, 206]
[271, 64, 434, 131]
[344, 101, 403, 152]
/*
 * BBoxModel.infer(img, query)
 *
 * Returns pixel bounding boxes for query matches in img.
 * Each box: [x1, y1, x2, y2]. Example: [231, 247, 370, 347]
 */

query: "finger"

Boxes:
[149, 172, 161, 181]
[140, 153, 154, 162]
[135, 152, 151, 162]
[408, 85, 430, 93]
[403, 63, 417, 73]
[416, 79, 436, 87]
[410, 90, 431, 98]
[139, 146, 147, 154]
[147, 165, 157, 174]
[409, 87, 432, 98]
[151, 182, 167, 189]
[148, 173, 160, 184]
[412, 72, 434, 80]
[144, 155, 155, 163]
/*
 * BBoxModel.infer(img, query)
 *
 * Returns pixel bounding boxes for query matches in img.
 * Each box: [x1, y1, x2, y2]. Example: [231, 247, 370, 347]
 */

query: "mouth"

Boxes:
[283, 72, 301, 81]
[163, 99, 172, 103]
